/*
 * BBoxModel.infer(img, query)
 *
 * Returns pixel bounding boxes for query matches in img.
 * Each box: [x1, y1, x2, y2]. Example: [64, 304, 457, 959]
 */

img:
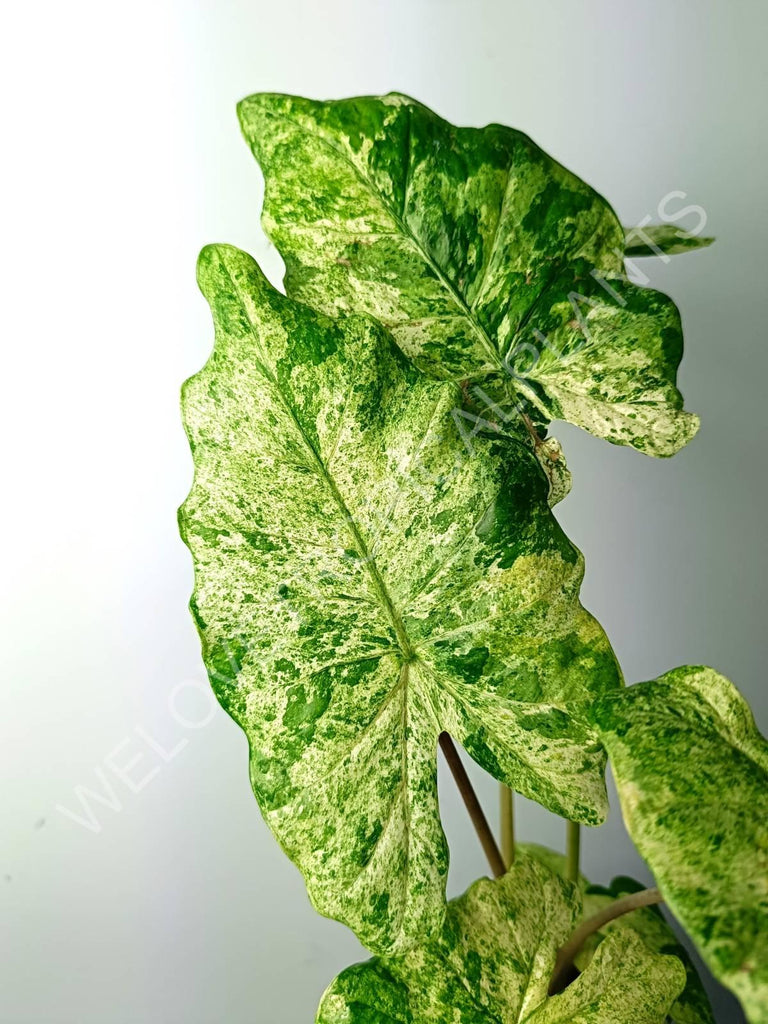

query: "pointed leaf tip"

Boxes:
[624, 224, 715, 258]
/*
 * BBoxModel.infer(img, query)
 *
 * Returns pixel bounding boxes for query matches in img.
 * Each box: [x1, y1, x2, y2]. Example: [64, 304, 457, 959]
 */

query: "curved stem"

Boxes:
[439, 733, 505, 879]
[565, 821, 580, 882]
[500, 784, 515, 869]
[548, 887, 664, 995]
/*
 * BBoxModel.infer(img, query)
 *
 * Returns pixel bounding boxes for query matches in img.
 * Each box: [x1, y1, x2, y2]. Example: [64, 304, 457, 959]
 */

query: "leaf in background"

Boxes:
[180, 244, 621, 954]
[624, 225, 715, 258]
[581, 877, 715, 1024]
[316, 853, 686, 1024]
[501, 260, 699, 457]
[238, 91, 698, 457]
[593, 666, 768, 1024]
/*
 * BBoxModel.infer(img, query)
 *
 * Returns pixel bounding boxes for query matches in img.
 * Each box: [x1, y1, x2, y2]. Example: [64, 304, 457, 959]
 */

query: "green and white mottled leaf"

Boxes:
[238, 91, 698, 457]
[316, 852, 686, 1023]
[499, 260, 699, 458]
[580, 877, 715, 1024]
[179, 243, 621, 954]
[517, 846, 714, 1023]
[592, 666, 768, 1023]
[624, 225, 715, 258]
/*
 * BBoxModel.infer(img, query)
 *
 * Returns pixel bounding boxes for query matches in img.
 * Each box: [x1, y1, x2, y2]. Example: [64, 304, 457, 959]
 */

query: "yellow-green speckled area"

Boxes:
[179, 244, 621, 954]
[592, 667, 768, 1024]
[238, 92, 699, 457]
[513, 846, 714, 1024]
[578, 877, 715, 1024]
[316, 852, 686, 1023]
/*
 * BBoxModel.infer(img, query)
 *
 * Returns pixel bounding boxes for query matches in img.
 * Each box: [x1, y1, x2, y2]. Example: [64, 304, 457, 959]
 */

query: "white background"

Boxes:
[1, 1, 766, 1021]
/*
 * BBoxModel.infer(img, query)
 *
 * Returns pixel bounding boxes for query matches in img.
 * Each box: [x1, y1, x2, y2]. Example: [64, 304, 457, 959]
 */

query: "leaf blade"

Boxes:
[180, 243, 621, 953]
[316, 853, 686, 1024]
[592, 666, 768, 1023]
[580, 877, 715, 1024]
[239, 92, 698, 457]
[515, 847, 715, 1023]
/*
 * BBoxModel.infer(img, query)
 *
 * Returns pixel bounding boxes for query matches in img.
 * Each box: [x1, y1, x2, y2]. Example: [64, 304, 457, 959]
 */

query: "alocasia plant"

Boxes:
[180, 92, 767, 1023]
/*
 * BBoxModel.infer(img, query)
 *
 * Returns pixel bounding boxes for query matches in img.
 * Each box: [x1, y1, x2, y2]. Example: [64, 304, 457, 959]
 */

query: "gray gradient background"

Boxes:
[1, 1, 766, 1021]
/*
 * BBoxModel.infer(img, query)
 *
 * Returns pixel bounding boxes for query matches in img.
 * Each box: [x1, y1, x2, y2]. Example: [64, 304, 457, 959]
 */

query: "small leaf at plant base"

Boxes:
[316, 852, 686, 1024]
[580, 876, 715, 1024]
[239, 91, 698, 457]
[516, 845, 715, 1023]
[592, 666, 768, 1024]
[180, 243, 621, 955]
[624, 224, 715, 258]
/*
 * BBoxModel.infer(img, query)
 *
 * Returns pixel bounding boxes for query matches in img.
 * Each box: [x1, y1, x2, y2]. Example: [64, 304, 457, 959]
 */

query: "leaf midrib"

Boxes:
[389, 930, 542, 1024]
[255, 104, 568, 422]
[255, 104, 505, 377]
[217, 249, 416, 663]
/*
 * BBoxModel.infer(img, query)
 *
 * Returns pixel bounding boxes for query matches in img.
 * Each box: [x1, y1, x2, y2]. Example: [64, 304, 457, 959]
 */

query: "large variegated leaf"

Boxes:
[179, 243, 621, 954]
[316, 852, 686, 1023]
[593, 667, 768, 1024]
[238, 91, 698, 456]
